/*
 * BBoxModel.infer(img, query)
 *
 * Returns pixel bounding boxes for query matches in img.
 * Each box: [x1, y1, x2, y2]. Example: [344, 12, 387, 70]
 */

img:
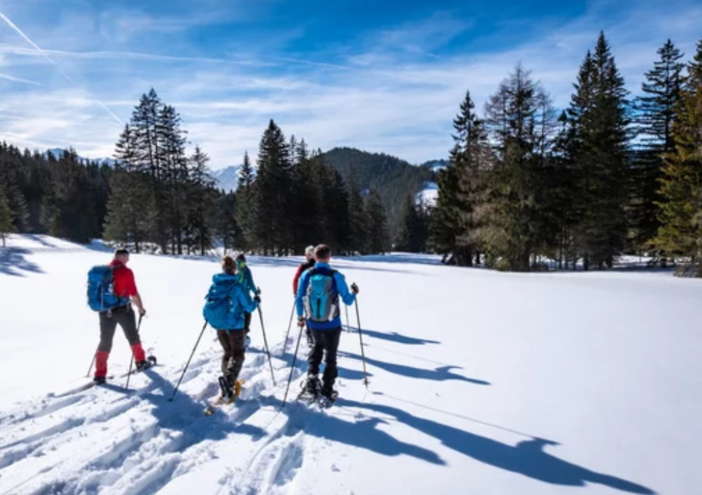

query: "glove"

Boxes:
[254, 295, 261, 303]
[297, 316, 306, 327]
[256, 287, 262, 295]
[139, 308, 147, 316]
[350, 283, 359, 294]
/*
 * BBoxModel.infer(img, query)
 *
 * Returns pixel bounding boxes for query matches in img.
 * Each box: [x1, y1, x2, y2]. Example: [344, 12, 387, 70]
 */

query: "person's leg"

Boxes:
[305, 322, 314, 347]
[217, 330, 233, 375]
[244, 312, 252, 334]
[306, 329, 325, 393]
[226, 331, 246, 389]
[95, 312, 117, 378]
[115, 306, 145, 363]
[321, 327, 342, 396]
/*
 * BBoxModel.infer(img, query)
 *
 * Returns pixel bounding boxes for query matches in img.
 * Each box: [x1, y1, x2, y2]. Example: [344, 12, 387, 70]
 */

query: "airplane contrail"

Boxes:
[0, 10, 123, 125]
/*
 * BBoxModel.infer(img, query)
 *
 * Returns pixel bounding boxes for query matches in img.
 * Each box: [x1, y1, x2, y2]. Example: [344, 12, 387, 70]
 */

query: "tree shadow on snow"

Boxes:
[337, 398, 655, 494]
[340, 351, 489, 386]
[0, 247, 43, 277]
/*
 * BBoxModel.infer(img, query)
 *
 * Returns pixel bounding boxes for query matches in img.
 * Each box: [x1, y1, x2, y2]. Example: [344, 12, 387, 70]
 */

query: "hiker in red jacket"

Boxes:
[94, 249, 148, 384]
[293, 246, 316, 347]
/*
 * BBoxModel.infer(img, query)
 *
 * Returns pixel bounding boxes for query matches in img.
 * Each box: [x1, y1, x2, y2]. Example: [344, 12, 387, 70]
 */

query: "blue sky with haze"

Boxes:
[0, 0, 700, 168]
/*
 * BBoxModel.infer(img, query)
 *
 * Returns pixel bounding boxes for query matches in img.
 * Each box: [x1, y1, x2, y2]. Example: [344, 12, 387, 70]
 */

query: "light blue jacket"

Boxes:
[204, 273, 258, 331]
[237, 261, 259, 297]
[296, 262, 355, 330]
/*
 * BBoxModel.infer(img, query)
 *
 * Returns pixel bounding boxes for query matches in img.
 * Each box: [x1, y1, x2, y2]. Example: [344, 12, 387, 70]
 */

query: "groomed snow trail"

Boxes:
[1, 235, 701, 494]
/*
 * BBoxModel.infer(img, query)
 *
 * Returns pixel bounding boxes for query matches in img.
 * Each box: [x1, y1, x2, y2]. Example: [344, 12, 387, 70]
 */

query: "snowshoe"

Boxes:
[135, 355, 157, 372]
[318, 390, 339, 409]
[297, 375, 321, 404]
[205, 377, 245, 415]
[93, 376, 107, 385]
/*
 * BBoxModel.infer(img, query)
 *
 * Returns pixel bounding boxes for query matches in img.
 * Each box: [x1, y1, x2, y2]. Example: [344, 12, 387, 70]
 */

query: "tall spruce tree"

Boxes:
[255, 120, 293, 255]
[569, 33, 630, 269]
[235, 151, 256, 251]
[396, 195, 429, 253]
[187, 146, 217, 255]
[431, 164, 460, 262]
[365, 189, 391, 254]
[0, 187, 14, 247]
[347, 164, 369, 254]
[632, 40, 685, 252]
[655, 38, 702, 275]
[483, 64, 555, 271]
[216, 191, 240, 253]
[292, 140, 323, 252]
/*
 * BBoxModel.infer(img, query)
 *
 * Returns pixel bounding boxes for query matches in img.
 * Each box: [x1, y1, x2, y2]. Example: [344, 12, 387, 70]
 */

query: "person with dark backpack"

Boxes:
[87, 248, 148, 384]
[292, 245, 316, 347]
[235, 253, 260, 347]
[204, 255, 260, 402]
[295, 244, 359, 402]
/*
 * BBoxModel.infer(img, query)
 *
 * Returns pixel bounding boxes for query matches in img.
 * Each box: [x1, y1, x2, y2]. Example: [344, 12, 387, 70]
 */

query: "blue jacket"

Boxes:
[204, 273, 258, 331]
[296, 262, 356, 330]
[237, 261, 259, 297]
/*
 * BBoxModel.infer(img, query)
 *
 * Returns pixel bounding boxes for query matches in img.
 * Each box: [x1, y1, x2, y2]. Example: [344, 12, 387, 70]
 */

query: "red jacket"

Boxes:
[109, 260, 138, 298]
[293, 259, 315, 295]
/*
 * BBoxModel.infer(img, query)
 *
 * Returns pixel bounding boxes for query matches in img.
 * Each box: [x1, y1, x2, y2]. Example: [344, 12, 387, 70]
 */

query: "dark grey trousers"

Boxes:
[308, 327, 341, 392]
[217, 330, 246, 384]
[98, 306, 140, 353]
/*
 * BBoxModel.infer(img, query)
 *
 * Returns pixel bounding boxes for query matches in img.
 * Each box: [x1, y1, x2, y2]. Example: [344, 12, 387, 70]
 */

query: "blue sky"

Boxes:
[0, 0, 700, 168]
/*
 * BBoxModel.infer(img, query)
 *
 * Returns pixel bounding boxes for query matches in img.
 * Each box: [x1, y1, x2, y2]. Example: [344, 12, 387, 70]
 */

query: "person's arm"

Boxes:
[246, 268, 259, 295]
[236, 285, 258, 314]
[292, 265, 304, 295]
[334, 272, 356, 306]
[296, 271, 309, 318]
[124, 269, 146, 315]
[131, 292, 146, 315]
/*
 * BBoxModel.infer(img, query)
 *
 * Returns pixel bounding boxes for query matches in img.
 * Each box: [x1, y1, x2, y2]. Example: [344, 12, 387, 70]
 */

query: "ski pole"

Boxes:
[282, 319, 305, 407]
[169, 320, 208, 401]
[282, 299, 296, 356]
[345, 305, 351, 333]
[257, 305, 276, 385]
[355, 299, 369, 388]
[125, 314, 144, 390]
[86, 352, 97, 378]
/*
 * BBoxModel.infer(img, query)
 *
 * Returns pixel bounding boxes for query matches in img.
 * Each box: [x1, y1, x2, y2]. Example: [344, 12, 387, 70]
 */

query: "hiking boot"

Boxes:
[93, 376, 107, 385]
[136, 356, 157, 372]
[305, 375, 320, 396]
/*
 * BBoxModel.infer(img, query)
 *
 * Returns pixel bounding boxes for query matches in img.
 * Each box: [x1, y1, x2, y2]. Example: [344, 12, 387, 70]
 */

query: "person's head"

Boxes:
[222, 255, 238, 275]
[314, 244, 331, 263]
[236, 253, 246, 265]
[114, 248, 130, 265]
[304, 245, 315, 261]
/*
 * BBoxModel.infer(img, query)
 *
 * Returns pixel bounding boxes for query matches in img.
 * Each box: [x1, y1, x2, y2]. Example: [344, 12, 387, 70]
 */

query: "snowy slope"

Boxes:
[416, 181, 438, 206]
[1, 236, 701, 494]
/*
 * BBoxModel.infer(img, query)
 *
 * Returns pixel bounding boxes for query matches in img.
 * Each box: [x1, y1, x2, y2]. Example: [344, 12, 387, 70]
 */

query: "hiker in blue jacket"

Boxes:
[236, 253, 260, 345]
[204, 255, 260, 399]
[296, 244, 359, 400]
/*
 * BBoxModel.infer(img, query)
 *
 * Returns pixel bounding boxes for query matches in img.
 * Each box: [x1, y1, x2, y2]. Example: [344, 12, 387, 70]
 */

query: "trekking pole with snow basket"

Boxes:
[345, 305, 351, 333]
[257, 306, 276, 385]
[125, 314, 144, 390]
[282, 320, 305, 407]
[282, 300, 296, 356]
[355, 300, 369, 388]
[86, 352, 97, 378]
[169, 320, 208, 401]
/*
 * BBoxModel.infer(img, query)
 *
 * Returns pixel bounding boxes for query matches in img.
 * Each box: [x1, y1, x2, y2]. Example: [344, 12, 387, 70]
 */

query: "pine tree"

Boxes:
[254, 120, 293, 255]
[187, 146, 217, 255]
[347, 164, 369, 254]
[365, 189, 391, 254]
[216, 191, 240, 254]
[655, 38, 702, 275]
[632, 40, 685, 252]
[235, 151, 256, 251]
[569, 33, 630, 270]
[396, 194, 429, 253]
[431, 164, 460, 261]
[0, 186, 14, 247]
[291, 141, 323, 253]
[483, 64, 555, 271]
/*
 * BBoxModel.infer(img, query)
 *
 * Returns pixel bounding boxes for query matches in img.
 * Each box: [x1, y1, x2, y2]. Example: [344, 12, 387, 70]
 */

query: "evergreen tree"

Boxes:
[655, 38, 702, 275]
[235, 151, 256, 250]
[291, 141, 323, 253]
[187, 146, 217, 255]
[216, 191, 240, 254]
[483, 64, 555, 271]
[365, 189, 391, 254]
[0, 187, 14, 247]
[632, 39, 685, 251]
[396, 195, 429, 253]
[431, 164, 460, 262]
[347, 164, 369, 254]
[254, 120, 293, 255]
[569, 33, 630, 269]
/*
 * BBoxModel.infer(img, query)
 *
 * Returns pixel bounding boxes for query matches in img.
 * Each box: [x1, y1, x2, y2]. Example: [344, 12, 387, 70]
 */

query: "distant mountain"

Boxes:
[321, 147, 434, 237]
[210, 165, 242, 192]
[421, 159, 448, 172]
[46, 148, 117, 167]
[416, 181, 438, 207]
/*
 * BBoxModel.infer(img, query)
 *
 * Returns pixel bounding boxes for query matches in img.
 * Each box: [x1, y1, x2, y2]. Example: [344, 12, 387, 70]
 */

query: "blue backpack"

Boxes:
[304, 268, 339, 322]
[87, 265, 128, 312]
[203, 276, 241, 331]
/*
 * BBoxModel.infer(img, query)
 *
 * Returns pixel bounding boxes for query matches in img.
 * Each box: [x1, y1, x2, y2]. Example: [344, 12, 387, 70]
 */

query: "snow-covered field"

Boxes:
[1, 235, 701, 495]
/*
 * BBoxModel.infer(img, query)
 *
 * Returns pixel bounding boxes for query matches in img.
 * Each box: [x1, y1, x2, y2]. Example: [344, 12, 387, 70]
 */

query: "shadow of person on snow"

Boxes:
[0, 247, 43, 277]
[340, 351, 490, 385]
[347, 327, 441, 346]
[336, 398, 654, 494]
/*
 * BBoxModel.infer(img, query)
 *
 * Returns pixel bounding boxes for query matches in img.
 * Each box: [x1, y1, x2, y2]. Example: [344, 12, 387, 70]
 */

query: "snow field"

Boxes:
[1, 235, 701, 494]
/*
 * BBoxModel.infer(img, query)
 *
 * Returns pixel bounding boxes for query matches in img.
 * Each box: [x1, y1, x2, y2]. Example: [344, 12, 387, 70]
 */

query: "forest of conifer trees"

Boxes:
[430, 33, 702, 275]
[1, 32, 702, 275]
